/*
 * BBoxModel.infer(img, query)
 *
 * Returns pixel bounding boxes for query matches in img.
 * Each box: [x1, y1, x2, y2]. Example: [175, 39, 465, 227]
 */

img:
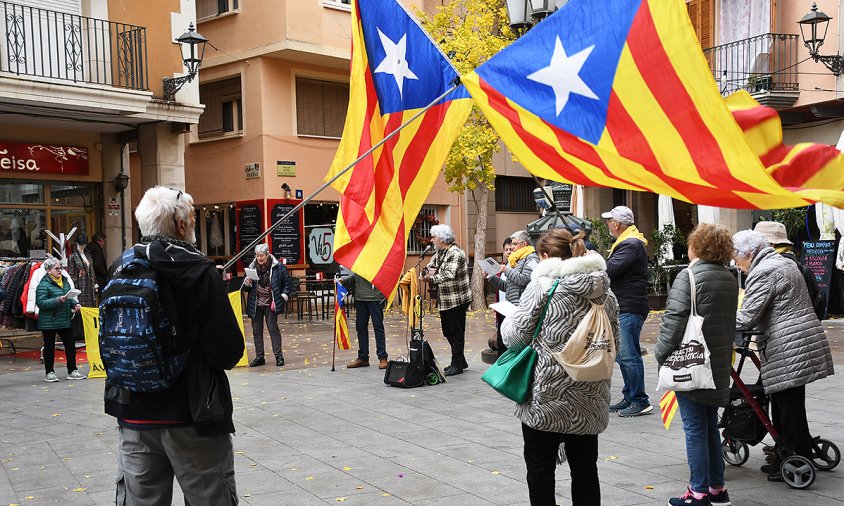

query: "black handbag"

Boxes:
[383, 359, 425, 388]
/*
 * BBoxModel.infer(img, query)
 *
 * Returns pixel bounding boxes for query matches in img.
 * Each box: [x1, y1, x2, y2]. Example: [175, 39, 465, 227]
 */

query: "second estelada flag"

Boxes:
[462, 0, 810, 210]
[326, 0, 471, 298]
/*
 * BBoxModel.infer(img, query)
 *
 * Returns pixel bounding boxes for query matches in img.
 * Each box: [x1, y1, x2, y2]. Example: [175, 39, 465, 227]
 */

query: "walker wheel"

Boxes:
[721, 438, 749, 466]
[426, 372, 439, 385]
[811, 438, 841, 471]
[780, 455, 815, 489]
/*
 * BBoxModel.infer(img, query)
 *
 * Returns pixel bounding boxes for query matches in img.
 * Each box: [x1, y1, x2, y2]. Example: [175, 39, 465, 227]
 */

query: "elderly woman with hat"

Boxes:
[732, 229, 834, 481]
[753, 221, 825, 319]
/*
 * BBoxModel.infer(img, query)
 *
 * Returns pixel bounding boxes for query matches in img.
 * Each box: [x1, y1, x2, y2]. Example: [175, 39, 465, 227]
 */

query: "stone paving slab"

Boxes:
[1, 311, 844, 505]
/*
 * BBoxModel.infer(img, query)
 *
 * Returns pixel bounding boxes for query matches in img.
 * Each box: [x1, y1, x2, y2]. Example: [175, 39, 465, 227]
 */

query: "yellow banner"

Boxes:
[82, 291, 250, 378]
[80, 307, 106, 378]
[228, 291, 249, 367]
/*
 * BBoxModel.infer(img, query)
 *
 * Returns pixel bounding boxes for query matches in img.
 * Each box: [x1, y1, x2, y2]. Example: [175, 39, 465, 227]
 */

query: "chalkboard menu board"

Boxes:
[237, 201, 264, 269]
[267, 199, 304, 265]
[801, 240, 835, 317]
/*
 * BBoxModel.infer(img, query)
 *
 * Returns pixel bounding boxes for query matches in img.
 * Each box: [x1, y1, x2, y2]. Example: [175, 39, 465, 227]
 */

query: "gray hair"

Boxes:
[429, 224, 455, 244]
[510, 230, 530, 245]
[254, 243, 270, 255]
[732, 230, 769, 260]
[134, 186, 194, 239]
[42, 257, 62, 271]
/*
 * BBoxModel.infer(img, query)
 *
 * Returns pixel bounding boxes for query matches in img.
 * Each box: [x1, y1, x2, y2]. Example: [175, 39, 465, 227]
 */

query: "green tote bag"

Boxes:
[481, 280, 559, 403]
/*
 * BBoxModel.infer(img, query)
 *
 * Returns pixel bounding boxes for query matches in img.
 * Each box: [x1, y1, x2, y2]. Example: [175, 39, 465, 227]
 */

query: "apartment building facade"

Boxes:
[0, 0, 203, 263]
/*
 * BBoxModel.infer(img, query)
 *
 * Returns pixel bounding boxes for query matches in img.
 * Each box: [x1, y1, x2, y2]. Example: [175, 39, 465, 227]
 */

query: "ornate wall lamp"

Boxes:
[163, 23, 209, 100]
[798, 3, 844, 76]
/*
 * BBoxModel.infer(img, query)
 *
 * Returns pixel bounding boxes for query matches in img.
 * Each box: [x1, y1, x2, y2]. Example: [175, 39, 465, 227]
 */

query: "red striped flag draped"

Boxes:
[325, 0, 471, 298]
[462, 0, 824, 210]
[727, 91, 844, 208]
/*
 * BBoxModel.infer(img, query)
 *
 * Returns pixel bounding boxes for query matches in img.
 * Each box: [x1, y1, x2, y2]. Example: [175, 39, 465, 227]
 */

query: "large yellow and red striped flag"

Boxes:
[335, 280, 351, 350]
[462, 0, 813, 210]
[727, 91, 844, 207]
[326, 0, 471, 298]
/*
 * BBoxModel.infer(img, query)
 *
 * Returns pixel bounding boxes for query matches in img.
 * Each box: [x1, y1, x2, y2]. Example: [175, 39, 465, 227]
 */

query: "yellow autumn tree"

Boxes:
[416, 0, 515, 310]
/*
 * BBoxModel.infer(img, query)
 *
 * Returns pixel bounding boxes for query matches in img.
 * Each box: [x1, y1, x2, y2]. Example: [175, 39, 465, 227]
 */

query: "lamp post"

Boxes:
[798, 3, 844, 76]
[163, 23, 209, 100]
[505, 0, 567, 34]
[112, 169, 129, 250]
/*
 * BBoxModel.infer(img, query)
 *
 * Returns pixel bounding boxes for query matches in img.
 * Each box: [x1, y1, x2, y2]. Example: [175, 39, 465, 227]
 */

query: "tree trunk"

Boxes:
[470, 184, 490, 311]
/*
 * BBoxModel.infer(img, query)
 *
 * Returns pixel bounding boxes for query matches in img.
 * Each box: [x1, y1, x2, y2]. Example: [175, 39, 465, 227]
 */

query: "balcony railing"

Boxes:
[703, 33, 799, 98]
[0, 1, 148, 90]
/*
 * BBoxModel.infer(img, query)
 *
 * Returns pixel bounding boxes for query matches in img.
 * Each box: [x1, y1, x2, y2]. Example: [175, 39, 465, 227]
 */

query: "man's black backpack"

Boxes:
[99, 247, 190, 392]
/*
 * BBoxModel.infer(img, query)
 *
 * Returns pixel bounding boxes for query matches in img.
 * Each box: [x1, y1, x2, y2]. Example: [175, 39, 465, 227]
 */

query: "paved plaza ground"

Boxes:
[2, 308, 844, 505]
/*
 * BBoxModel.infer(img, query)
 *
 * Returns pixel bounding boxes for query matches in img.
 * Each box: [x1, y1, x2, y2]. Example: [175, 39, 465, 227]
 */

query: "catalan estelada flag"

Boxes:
[727, 91, 844, 208]
[660, 390, 679, 430]
[335, 280, 351, 350]
[461, 0, 811, 210]
[326, 0, 472, 299]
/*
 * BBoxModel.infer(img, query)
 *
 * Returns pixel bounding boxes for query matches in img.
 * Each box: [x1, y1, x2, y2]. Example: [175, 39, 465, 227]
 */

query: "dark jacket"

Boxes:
[85, 240, 108, 289]
[103, 239, 245, 436]
[340, 273, 385, 302]
[241, 254, 295, 318]
[654, 262, 737, 407]
[35, 273, 79, 330]
[488, 252, 539, 305]
[781, 251, 826, 320]
[606, 237, 650, 316]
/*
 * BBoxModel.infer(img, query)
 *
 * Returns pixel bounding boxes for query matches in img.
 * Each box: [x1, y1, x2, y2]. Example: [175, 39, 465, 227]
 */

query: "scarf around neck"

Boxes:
[609, 225, 648, 254]
[508, 245, 535, 267]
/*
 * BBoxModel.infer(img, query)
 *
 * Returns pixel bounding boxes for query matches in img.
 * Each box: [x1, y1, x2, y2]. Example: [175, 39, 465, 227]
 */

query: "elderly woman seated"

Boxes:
[732, 230, 834, 481]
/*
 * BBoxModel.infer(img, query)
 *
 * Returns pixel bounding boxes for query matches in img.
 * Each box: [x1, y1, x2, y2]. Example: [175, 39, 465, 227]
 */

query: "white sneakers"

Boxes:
[45, 370, 87, 382]
[67, 370, 87, 380]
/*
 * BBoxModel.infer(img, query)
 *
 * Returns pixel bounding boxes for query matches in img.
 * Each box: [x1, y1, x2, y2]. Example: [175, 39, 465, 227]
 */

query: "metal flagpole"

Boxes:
[221, 82, 462, 276]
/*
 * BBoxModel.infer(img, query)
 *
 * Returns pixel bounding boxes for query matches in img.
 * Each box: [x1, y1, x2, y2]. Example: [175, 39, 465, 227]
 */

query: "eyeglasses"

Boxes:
[170, 188, 183, 201]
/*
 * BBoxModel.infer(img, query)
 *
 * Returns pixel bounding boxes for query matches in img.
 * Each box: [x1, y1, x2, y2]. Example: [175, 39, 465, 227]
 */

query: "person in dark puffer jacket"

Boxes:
[35, 257, 83, 383]
[733, 229, 834, 483]
[655, 224, 737, 506]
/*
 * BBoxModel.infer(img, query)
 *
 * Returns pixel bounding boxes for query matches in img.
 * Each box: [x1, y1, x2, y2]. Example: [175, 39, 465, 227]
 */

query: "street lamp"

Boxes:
[163, 23, 209, 100]
[505, 0, 567, 33]
[798, 3, 844, 76]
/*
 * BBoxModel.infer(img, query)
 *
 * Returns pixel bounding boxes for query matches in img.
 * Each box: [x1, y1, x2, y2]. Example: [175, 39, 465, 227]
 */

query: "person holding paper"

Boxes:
[488, 233, 537, 356]
[35, 257, 84, 382]
[242, 243, 295, 367]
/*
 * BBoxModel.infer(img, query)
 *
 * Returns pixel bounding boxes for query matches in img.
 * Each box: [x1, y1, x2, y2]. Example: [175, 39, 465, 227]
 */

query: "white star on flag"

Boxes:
[373, 29, 418, 98]
[527, 37, 598, 116]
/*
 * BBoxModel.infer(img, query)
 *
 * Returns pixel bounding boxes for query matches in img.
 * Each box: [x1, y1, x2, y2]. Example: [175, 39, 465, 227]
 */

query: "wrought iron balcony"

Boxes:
[703, 33, 800, 108]
[0, 1, 148, 91]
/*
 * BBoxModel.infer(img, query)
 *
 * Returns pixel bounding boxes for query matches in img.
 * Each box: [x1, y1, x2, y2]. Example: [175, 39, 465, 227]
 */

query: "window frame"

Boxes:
[294, 76, 350, 139]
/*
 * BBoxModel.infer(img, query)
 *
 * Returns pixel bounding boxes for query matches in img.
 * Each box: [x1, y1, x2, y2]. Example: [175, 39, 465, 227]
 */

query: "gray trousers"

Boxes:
[116, 426, 237, 506]
[251, 305, 283, 359]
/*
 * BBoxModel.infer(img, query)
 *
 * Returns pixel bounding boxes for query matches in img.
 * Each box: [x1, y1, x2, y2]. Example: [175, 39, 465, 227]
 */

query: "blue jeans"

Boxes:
[616, 313, 649, 406]
[676, 395, 724, 493]
[356, 300, 387, 361]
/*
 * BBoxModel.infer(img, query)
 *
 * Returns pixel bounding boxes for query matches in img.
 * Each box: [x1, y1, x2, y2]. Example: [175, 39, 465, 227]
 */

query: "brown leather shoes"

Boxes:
[346, 358, 370, 368]
[379, 358, 388, 369]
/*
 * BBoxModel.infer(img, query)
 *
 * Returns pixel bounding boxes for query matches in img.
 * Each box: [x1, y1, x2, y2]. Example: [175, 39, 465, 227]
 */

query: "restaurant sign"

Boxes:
[0, 141, 89, 175]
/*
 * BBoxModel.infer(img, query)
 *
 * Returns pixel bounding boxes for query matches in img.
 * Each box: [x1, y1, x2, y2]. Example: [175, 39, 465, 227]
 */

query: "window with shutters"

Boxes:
[495, 176, 538, 213]
[198, 0, 239, 20]
[198, 77, 243, 139]
[687, 0, 713, 49]
[296, 77, 350, 138]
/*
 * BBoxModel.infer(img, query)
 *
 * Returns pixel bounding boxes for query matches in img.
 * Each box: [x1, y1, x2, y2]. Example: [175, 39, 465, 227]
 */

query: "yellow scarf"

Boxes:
[774, 245, 792, 255]
[50, 273, 64, 288]
[508, 245, 536, 267]
[609, 225, 648, 254]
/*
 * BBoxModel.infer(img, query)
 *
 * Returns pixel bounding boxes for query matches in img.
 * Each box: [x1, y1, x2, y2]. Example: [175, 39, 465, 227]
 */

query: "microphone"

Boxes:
[419, 244, 434, 259]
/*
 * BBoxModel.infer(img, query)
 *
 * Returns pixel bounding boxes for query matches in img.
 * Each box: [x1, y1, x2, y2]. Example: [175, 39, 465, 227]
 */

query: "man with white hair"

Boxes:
[602, 205, 652, 417]
[105, 186, 244, 505]
[423, 224, 472, 376]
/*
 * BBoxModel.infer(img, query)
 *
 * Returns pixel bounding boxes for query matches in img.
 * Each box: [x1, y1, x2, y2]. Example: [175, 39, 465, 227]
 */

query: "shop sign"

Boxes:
[0, 141, 89, 175]
[108, 197, 119, 216]
[245, 162, 260, 179]
[277, 160, 296, 177]
[308, 227, 334, 265]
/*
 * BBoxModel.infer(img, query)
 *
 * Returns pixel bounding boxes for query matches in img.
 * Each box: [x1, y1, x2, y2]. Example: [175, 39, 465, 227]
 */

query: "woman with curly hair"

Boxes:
[655, 224, 737, 506]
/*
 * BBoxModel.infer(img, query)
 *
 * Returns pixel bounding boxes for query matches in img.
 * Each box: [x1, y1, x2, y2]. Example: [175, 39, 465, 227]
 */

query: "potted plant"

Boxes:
[648, 223, 686, 309]
[587, 217, 615, 256]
